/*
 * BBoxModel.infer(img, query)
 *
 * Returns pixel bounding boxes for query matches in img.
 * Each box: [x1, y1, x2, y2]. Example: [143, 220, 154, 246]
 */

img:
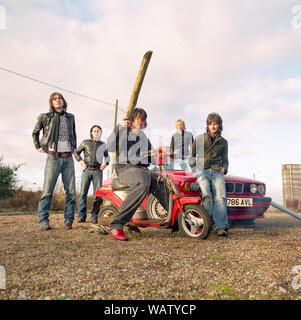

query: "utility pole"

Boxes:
[126, 50, 153, 118]
[109, 99, 119, 178]
[114, 99, 118, 129]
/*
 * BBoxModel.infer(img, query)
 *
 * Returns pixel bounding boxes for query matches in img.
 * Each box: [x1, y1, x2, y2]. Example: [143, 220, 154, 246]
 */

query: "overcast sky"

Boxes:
[1, 0, 301, 203]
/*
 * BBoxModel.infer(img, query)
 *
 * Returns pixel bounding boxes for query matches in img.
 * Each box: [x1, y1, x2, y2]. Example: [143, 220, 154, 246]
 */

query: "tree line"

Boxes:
[0, 156, 93, 213]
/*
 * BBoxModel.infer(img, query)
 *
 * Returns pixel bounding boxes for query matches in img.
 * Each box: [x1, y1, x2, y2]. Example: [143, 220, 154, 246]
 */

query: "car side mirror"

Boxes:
[155, 146, 171, 166]
[157, 146, 164, 166]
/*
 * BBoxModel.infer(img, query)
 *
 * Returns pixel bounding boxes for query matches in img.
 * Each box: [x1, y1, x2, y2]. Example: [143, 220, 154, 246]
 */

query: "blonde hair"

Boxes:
[175, 119, 186, 130]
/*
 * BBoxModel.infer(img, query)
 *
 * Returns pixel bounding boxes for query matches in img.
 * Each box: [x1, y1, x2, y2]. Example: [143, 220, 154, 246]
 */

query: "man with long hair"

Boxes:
[106, 108, 166, 241]
[74, 125, 110, 224]
[32, 92, 77, 230]
[189, 113, 229, 236]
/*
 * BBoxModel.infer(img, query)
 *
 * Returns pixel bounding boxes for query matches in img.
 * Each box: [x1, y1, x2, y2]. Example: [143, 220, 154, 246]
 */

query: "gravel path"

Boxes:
[0, 209, 301, 300]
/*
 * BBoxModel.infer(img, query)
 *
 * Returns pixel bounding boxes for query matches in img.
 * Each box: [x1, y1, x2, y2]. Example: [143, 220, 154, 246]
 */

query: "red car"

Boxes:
[97, 149, 271, 227]
[141, 161, 271, 225]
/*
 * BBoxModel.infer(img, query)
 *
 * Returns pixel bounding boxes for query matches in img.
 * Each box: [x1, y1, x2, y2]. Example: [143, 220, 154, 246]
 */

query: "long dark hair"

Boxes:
[129, 108, 147, 129]
[90, 125, 102, 138]
[49, 92, 67, 112]
[206, 112, 223, 135]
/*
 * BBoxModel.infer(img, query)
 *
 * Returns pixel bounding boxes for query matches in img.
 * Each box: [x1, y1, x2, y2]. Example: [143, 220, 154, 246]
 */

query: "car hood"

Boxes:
[167, 170, 197, 182]
[225, 175, 265, 185]
[168, 172, 266, 185]
[102, 172, 266, 187]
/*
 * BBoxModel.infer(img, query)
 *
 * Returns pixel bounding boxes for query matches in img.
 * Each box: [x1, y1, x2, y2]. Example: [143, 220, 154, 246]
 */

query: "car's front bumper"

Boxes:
[227, 196, 272, 220]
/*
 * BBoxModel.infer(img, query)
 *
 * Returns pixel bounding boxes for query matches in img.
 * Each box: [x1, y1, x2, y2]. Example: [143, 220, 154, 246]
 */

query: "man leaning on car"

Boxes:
[189, 112, 229, 237]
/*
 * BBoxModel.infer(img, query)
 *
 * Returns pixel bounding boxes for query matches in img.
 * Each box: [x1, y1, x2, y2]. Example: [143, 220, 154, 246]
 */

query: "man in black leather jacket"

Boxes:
[74, 125, 110, 223]
[32, 92, 77, 230]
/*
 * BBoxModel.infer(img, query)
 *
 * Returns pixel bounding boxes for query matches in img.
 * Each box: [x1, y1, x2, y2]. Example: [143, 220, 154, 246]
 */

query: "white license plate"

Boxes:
[227, 198, 253, 207]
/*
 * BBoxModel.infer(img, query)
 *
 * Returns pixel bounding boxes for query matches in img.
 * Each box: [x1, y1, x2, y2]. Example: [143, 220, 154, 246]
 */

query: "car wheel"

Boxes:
[98, 205, 118, 226]
[178, 204, 211, 239]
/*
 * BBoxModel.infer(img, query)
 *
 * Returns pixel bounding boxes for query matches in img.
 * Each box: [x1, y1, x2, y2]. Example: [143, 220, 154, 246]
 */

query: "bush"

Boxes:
[0, 189, 41, 213]
[0, 187, 95, 213]
[0, 156, 21, 200]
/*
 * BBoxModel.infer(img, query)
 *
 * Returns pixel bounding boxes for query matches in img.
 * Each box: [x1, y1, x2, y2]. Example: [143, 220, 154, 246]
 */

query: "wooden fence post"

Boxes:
[110, 50, 153, 178]
[126, 50, 153, 118]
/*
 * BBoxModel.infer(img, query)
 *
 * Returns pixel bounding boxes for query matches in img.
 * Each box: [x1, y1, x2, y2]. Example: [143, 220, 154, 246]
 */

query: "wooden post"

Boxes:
[126, 50, 153, 118]
[110, 50, 153, 178]
[109, 99, 119, 178]
[114, 99, 118, 128]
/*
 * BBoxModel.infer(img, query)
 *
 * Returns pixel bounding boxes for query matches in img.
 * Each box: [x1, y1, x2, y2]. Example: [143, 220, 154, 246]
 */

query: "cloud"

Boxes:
[0, 0, 300, 203]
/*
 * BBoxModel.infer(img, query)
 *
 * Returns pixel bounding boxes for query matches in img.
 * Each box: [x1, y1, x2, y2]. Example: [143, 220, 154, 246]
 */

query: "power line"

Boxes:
[0, 66, 165, 141]
[1, 66, 170, 161]
[0, 65, 168, 138]
[0, 65, 127, 113]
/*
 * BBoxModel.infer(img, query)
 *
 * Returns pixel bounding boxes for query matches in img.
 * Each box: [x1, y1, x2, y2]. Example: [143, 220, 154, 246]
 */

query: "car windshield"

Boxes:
[150, 160, 192, 172]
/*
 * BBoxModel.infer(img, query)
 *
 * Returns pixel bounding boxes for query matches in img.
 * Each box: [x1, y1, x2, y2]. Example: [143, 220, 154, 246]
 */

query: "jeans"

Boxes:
[78, 169, 103, 221]
[38, 155, 76, 226]
[196, 168, 228, 231]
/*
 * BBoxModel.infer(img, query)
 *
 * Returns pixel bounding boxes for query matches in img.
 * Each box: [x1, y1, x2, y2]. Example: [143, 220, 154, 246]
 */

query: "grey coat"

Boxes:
[170, 130, 194, 159]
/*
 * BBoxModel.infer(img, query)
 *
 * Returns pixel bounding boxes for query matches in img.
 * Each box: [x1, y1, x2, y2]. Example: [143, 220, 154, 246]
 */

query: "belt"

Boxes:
[86, 166, 100, 170]
[47, 151, 72, 158]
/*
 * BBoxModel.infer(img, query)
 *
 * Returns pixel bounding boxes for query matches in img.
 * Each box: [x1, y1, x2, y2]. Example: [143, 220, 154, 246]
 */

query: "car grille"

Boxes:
[244, 183, 254, 193]
[226, 182, 243, 194]
[235, 183, 243, 193]
[226, 182, 234, 193]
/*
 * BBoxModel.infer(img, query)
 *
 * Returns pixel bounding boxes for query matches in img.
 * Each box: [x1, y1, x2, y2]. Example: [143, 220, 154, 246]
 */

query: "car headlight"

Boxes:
[250, 183, 257, 193]
[183, 181, 201, 192]
[257, 184, 265, 195]
[190, 182, 201, 192]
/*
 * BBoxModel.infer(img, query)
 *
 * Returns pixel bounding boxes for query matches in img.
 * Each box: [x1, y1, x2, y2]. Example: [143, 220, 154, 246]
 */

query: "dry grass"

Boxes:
[0, 208, 301, 300]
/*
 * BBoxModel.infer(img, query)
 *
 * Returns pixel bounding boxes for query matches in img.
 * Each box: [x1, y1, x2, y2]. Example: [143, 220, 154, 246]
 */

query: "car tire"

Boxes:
[98, 204, 118, 226]
[178, 204, 211, 239]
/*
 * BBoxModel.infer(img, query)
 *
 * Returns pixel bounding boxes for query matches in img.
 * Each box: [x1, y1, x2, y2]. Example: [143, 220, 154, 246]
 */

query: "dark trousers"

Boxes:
[109, 166, 168, 229]
[78, 169, 103, 221]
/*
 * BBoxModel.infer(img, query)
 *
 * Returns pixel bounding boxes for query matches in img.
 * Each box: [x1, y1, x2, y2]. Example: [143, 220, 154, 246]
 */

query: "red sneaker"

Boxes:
[110, 228, 128, 241]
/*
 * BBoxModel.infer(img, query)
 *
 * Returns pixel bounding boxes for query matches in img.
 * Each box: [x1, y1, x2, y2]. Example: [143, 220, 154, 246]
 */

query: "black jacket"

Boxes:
[107, 124, 155, 173]
[74, 139, 110, 167]
[32, 111, 77, 152]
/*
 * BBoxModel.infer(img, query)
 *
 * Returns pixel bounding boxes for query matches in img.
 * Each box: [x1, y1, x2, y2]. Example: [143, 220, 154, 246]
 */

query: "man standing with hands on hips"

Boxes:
[32, 92, 77, 230]
[74, 125, 110, 224]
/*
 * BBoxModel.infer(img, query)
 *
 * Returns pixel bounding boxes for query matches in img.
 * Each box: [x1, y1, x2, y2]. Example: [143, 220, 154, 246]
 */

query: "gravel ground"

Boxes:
[0, 208, 301, 300]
